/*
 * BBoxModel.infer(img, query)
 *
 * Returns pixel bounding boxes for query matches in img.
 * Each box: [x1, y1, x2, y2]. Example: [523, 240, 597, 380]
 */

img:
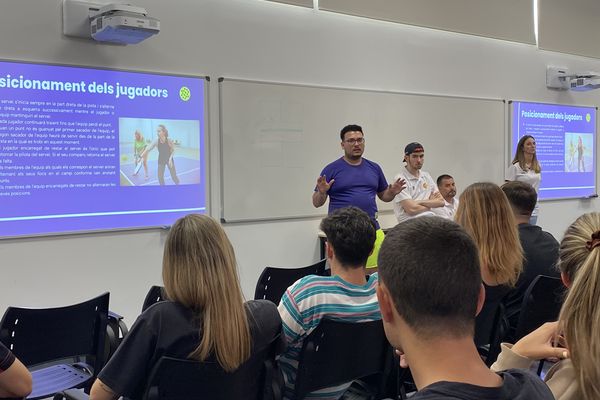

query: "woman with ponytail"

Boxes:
[90, 214, 281, 400]
[492, 212, 600, 400]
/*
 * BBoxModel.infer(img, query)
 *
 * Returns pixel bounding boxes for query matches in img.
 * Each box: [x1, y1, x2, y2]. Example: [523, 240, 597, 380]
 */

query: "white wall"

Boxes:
[0, 0, 599, 324]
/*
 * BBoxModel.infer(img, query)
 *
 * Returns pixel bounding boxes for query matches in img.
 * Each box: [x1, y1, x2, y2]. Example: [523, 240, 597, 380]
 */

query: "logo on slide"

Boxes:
[179, 86, 191, 101]
[586, 113, 591, 122]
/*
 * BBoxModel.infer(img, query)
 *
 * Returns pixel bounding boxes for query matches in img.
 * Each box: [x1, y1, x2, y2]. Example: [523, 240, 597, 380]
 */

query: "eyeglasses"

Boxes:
[344, 138, 365, 144]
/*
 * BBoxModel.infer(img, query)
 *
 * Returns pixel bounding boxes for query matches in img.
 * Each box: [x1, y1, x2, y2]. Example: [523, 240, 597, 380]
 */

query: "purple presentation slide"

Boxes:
[0, 60, 206, 238]
[511, 101, 596, 200]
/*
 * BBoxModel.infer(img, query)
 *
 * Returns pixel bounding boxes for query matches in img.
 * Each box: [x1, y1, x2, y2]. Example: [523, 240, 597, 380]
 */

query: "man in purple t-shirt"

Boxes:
[312, 124, 405, 229]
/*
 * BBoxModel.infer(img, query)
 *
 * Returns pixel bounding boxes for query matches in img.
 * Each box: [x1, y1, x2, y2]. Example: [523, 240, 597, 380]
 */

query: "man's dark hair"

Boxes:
[436, 174, 453, 187]
[501, 181, 537, 217]
[340, 124, 363, 141]
[320, 206, 376, 268]
[378, 217, 482, 338]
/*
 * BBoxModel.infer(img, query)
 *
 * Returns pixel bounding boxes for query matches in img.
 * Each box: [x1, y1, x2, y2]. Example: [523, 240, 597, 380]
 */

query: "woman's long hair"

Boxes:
[162, 214, 251, 372]
[455, 182, 523, 286]
[558, 212, 600, 400]
[512, 135, 541, 173]
[157, 124, 169, 138]
[134, 130, 144, 143]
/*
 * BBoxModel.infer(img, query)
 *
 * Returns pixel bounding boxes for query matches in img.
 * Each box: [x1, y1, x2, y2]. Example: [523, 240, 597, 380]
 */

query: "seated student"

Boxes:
[0, 341, 32, 398]
[455, 182, 523, 345]
[492, 212, 600, 400]
[500, 181, 559, 341]
[278, 206, 381, 400]
[90, 214, 281, 400]
[376, 217, 554, 399]
[430, 174, 459, 220]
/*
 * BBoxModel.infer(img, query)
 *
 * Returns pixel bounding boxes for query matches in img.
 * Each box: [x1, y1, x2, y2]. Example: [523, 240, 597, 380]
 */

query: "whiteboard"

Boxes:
[219, 78, 506, 222]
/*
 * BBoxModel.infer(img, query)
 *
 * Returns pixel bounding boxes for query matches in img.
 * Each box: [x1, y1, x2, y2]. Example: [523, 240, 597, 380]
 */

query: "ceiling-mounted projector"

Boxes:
[546, 66, 600, 92]
[570, 77, 600, 91]
[90, 3, 160, 45]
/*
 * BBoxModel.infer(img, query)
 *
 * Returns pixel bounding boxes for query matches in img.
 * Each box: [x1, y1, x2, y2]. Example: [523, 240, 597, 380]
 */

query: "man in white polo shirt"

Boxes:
[431, 174, 459, 220]
[393, 142, 445, 224]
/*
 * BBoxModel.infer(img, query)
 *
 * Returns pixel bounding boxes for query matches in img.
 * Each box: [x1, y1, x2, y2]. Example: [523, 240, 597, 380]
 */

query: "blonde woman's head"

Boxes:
[558, 212, 600, 400]
[455, 182, 522, 286]
[162, 214, 250, 371]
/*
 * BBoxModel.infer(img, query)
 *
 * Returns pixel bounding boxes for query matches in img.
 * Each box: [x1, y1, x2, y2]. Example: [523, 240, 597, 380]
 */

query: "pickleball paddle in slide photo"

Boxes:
[134, 155, 143, 175]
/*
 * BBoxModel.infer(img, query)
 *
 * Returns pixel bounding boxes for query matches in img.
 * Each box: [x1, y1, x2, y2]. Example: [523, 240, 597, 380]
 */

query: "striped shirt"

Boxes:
[277, 273, 381, 400]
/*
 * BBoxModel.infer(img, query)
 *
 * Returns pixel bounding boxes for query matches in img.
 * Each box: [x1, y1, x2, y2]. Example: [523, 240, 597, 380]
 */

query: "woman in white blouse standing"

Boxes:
[506, 135, 541, 224]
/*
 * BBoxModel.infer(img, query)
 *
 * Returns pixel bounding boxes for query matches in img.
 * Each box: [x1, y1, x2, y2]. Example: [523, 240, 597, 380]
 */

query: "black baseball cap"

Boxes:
[405, 142, 424, 155]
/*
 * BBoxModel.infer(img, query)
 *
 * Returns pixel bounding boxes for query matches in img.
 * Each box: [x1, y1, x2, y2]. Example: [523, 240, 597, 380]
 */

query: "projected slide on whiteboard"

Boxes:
[0, 60, 206, 238]
[510, 101, 596, 200]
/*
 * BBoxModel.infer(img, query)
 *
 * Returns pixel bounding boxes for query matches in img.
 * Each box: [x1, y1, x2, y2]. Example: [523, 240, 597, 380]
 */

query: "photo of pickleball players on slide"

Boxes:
[564, 132, 593, 173]
[133, 130, 149, 179]
[119, 118, 201, 186]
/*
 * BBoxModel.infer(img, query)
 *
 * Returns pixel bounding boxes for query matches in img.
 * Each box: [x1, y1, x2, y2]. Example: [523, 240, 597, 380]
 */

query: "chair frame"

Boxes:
[55, 333, 284, 400]
[474, 300, 508, 367]
[142, 285, 167, 313]
[104, 311, 129, 363]
[292, 319, 388, 400]
[0, 292, 109, 400]
[514, 275, 564, 341]
[254, 259, 327, 304]
[512, 274, 564, 375]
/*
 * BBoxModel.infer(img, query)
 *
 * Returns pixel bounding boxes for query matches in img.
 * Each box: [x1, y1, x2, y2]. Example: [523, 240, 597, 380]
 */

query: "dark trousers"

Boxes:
[158, 161, 180, 185]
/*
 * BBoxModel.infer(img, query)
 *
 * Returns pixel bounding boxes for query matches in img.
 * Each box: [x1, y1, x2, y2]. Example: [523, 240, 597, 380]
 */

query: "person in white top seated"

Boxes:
[393, 142, 445, 224]
[505, 135, 541, 225]
[430, 174, 459, 220]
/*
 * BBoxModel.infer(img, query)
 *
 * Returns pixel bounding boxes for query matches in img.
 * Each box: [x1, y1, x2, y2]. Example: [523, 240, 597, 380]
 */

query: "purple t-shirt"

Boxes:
[318, 157, 388, 227]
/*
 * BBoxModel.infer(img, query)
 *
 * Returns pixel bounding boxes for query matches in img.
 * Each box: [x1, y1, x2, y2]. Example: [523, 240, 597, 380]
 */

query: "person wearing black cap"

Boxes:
[393, 142, 445, 223]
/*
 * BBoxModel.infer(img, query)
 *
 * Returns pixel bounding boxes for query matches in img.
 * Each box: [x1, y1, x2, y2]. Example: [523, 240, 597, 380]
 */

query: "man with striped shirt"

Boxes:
[278, 206, 381, 400]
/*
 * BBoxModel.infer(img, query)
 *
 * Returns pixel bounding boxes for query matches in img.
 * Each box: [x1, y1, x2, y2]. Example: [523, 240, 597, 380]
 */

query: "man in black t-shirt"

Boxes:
[377, 217, 554, 399]
[0, 341, 32, 398]
[501, 181, 560, 342]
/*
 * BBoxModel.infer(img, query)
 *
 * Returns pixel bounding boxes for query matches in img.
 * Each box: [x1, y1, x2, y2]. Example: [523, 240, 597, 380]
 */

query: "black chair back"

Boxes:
[254, 259, 327, 304]
[293, 319, 387, 400]
[142, 286, 166, 312]
[514, 275, 564, 341]
[143, 334, 282, 400]
[0, 293, 109, 399]
[105, 311, 129, 363]
[474, 300, 498, 348]
[475, 301, 508, 366]
[0, 292, 109, 369]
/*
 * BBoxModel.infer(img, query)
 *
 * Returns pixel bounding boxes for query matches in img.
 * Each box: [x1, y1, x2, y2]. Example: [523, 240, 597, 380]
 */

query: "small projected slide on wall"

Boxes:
[0, 60, 206, 238]
[510, 101, 597, 200]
